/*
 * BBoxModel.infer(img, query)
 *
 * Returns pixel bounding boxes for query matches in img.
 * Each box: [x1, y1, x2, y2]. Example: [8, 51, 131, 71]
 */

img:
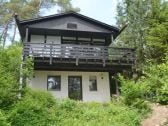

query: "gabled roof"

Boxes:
[15, 12, 122, 40]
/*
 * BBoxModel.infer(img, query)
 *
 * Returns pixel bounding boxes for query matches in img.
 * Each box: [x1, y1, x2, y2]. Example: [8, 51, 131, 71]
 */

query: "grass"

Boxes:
[53, 99, 142, 126]
[8, 90, 145, 126]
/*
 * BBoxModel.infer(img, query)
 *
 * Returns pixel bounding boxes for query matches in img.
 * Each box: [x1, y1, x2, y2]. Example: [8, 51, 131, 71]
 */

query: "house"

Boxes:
[15, 12, 135, 102]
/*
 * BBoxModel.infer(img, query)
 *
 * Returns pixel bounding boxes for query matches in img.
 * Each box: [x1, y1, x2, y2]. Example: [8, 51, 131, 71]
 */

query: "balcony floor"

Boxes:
[34, 57, 133, 72]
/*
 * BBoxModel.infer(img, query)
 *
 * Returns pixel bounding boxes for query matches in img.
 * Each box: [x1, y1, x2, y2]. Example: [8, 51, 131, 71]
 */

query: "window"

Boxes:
[89, 76, 97, 91]
[67, 23, 77, 29]
[78, 37, 91, 41]
[62, 36, 76, 40]
[47, 76, 61, 90]
[93, 38, 105, 42]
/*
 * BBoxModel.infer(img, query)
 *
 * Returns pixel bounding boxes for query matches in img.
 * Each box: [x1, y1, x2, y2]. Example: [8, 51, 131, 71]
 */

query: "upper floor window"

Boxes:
[93, 38, 105, 42]
[67, 23, 77, 29]
[47, 76, 61, 90]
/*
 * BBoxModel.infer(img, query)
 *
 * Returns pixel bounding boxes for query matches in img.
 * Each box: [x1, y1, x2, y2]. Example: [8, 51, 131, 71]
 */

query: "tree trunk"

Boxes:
[11, 22, 17, 43]
[1, 18, 12, 47]
[36, 0, 43, 18]
[2, 25, 8, 48]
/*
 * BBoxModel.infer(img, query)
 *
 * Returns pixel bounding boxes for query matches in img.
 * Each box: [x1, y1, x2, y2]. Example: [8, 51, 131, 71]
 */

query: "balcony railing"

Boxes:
[23, 43, 136, 66]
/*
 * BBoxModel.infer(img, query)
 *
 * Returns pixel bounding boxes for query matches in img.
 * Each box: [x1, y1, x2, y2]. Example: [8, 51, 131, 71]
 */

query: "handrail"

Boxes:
[25, 42, 135, 50]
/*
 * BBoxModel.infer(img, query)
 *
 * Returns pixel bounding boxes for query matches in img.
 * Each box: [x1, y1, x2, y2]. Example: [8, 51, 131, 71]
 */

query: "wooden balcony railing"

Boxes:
[23, 43, 136, 66]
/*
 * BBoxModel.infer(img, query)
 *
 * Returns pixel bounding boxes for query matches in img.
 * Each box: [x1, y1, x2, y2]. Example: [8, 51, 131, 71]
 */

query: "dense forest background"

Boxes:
[0, 0, 168, 125]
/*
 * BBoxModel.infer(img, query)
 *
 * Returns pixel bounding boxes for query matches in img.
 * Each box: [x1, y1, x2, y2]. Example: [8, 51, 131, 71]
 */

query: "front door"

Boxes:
[68, 76, 82, 100]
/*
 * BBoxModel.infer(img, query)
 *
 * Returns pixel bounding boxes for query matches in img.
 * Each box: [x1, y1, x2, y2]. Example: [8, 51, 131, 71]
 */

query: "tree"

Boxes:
[56, 0, 80, 13]
[0, 0, 43, 46]
[146, 0, 168, 63]
[116, 0, 150, 70]
[116, 0, 168, 70]
[0, 43, 22, 109]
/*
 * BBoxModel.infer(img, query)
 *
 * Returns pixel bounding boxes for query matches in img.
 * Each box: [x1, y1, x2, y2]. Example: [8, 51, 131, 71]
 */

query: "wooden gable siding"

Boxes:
[28, 16, 111, 33]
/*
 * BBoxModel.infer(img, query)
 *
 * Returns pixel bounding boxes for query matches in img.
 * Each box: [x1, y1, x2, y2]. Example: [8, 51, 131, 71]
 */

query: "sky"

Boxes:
[43, 0, 118, 25]
[71, 0, 118, 25]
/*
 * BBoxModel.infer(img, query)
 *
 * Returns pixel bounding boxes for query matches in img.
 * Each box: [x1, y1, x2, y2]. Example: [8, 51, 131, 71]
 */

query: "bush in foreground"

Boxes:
[8, 89, 142, 126]
[0, 110, 10, 126]
[119, 75, 151, 115]
[54, 100, 141, 126]
[9, 89, 57, 126]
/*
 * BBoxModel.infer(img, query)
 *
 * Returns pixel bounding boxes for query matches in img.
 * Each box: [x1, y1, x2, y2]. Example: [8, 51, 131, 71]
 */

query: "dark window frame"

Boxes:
[47, 76, 61, 91]
[67, 23, 77, 29]
[89, 76, 97, 91]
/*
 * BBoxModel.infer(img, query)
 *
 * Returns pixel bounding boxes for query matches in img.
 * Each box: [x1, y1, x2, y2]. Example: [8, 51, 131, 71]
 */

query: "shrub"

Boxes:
[131, 99, 150, 115]
[53, 99, 141, 126]
[156, 82, 168, 104]
[0, 44, 22, 109]
[0, 110, 10, 126]
[7, 88, 142, 126]
[119, 75, 150, 114]
[144, 59, 168, 104]
[119, 75, 148, 105]
[9, 89, 57, 126]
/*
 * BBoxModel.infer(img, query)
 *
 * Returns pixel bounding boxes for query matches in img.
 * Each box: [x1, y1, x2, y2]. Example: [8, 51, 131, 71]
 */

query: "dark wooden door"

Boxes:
[68, 76, 82, 100]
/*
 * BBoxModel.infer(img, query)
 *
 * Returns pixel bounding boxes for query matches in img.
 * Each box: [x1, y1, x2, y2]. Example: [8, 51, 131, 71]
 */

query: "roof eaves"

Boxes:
[14, 14, 24, 41]
[73, 13, 119, 32]
[19, 12, 72, 24]
[19, 12, 120, 33]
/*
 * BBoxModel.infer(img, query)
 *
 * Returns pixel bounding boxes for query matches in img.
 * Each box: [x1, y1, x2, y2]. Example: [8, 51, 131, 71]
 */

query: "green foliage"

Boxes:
[6, 88, 142, 126]
[144, 58, 168, 104]
[119, 75, 150, 114]
[146, 0, 168, 63]
[116, 0, 149, 69]
[119, 75, 148, 105]
[119, 55, 168, 106]
[157, 83, 168, 105]
[116, 0, 168, 68]
[9, 89, 57, 126]
[0, 44, 22, 109]
[0, 110, 10, 126]
[53, 99, 141, 126]
[56, 0, 80, 13]
[22, 57, 34, 79]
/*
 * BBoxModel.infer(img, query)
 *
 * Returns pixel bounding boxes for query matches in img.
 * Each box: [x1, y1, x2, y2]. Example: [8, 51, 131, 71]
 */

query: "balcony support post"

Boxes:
[76, 57, 79, 66]
[102, 47, 106, 67]
[23, 27, 29, 58]
[25, 27, 29, 43]
[49, 42, 53, 65]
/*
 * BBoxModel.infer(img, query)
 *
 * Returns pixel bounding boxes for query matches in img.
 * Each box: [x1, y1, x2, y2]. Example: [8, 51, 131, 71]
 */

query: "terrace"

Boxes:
[23, 43, 135, 71]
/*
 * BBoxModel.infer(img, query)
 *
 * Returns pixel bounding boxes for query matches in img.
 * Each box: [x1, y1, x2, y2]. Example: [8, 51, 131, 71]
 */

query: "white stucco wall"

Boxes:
[30, 71, 110, 102]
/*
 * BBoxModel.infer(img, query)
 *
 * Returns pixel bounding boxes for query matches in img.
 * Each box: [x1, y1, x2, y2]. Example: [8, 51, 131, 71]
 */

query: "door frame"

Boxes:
[68, 76, 82, 100]
[109, 72, 121, 97]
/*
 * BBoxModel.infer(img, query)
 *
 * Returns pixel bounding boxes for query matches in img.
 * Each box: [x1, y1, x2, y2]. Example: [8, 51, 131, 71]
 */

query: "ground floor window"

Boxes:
[47, 76, 61, 90]
[89, 76, 97, 91]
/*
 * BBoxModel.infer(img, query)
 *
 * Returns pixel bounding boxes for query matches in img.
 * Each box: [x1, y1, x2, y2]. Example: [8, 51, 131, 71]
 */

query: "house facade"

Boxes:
[15, 12, 135, 102]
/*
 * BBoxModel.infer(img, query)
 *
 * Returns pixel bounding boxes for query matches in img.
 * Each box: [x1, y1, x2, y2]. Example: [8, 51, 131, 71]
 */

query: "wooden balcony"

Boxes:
[23, 43, 136, 71]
